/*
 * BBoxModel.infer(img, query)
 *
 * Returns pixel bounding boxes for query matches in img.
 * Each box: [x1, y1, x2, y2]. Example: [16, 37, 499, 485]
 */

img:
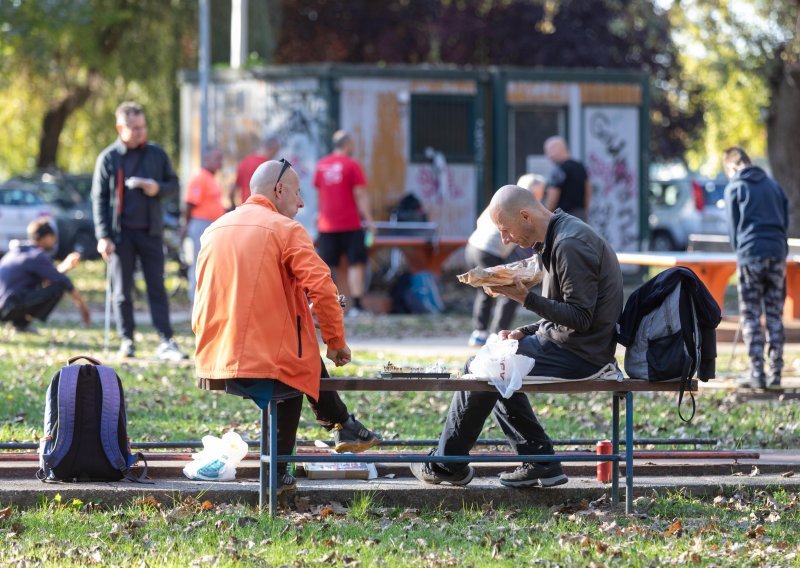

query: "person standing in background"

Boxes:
[229, 135, 280, 208]
[723, 146, 789, 390]
[91, 101, 186, 361]
[184, 147, 226, 304]
[543, 136, 592, 222]
[313, 130, 375, 317]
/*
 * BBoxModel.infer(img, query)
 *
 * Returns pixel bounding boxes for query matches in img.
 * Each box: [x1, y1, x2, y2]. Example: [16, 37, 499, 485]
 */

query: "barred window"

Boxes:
[410, 95, 474, 163]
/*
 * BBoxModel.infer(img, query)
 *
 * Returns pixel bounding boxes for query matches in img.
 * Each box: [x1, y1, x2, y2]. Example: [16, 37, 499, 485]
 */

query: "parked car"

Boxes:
[0, 186, 53, 255]
[647, 177, 728, 251]
[4, 172, 98, 259]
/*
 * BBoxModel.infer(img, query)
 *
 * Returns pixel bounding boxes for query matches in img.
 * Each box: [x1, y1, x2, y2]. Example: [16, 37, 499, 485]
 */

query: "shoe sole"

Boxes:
[412, 466, 475, 486]
[334, 438, 381, 454]
[499, 474, 569, 488]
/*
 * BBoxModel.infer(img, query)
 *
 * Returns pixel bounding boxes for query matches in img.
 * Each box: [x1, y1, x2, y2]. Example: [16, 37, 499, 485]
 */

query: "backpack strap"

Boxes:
[96, 365, 152, 483]
[96, 366, 131, 473]
[47, 365, 82, 469]
[678, 297, 702, 423]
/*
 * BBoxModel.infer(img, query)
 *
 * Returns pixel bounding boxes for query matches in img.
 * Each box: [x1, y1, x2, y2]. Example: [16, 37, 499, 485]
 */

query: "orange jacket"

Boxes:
[192, 195, 345, 400]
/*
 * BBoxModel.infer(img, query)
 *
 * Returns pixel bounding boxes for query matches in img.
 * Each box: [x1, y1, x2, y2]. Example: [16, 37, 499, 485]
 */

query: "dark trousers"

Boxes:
[0, 282, 67, 328]
[110, 228, 172, 341]
[270, 362, 351, 473]
[466, 244, 518, 333]
[435, 334, 603, 473]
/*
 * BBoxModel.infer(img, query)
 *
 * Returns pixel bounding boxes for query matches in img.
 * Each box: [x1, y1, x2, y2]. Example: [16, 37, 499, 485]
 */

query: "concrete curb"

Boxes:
[3, 475, 800, 510]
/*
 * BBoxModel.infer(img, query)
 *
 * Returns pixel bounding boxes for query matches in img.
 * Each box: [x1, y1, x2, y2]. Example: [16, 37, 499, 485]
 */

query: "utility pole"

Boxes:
[230, 0, 249, 69]
[199, 0, 210, 153]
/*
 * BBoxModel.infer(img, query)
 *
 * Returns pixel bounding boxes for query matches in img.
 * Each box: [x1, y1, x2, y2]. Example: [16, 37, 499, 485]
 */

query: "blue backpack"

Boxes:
[37, 356, 148, 482]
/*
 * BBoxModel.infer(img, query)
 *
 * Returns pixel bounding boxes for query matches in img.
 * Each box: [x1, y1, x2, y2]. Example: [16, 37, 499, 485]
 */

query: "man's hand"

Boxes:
[140, 178, 160, 197]
[487, 277, 529, 305]
[326, 345, 352, 367]
[57, 252, 81, 274]
[498, 329, 524, 341]
[97, 238, 115, 262]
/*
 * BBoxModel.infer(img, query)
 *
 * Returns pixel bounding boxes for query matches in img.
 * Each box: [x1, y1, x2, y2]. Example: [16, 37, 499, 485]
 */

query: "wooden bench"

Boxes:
[251, 377, 697, 517]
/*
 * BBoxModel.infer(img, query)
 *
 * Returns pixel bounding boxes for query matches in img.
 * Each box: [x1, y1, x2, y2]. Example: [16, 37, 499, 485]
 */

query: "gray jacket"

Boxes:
[520, 211, 623, 367]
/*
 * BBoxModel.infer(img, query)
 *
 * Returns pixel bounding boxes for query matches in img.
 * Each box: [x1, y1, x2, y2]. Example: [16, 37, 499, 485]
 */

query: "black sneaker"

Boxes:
[119, 338, 135, 358]
[499, 462, 568, 488]
[276, 472, 297, 496]
[332, 415, 382, 453]
[409, 449, 475, 486]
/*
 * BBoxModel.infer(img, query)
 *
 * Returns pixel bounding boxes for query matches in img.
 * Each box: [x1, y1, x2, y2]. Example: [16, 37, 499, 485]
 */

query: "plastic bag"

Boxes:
[465, 335, 535, 398]
[183, 431, 249, 482]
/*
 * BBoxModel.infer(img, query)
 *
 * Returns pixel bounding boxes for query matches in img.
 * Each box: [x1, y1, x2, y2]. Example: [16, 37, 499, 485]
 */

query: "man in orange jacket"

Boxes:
[193, 159, 379, 494]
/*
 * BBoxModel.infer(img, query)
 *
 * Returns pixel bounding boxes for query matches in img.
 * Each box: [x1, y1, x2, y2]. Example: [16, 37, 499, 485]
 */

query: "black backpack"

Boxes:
[37, 356, 147, 482]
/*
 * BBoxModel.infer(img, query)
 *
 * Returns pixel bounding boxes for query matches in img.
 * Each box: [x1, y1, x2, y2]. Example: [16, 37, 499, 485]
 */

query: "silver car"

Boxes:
[647, 177, 728, 251]
[0, 187, 53, 255]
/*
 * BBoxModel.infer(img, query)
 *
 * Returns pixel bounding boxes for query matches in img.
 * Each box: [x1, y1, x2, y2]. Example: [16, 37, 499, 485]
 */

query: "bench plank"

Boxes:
[321, 377, 698, 393]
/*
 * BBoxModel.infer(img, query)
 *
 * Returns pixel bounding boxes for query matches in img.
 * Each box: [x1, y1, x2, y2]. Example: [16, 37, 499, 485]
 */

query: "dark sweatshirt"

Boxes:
[520, 211, 623, 367]
[0, 244, 73, 307]
[724, 165, 788, 262]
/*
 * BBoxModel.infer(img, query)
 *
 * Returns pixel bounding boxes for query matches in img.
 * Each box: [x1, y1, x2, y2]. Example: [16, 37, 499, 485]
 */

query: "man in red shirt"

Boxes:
[313, 130, 375, 316]
[184, 146, 225, 304]
[229, 136, 280, 208]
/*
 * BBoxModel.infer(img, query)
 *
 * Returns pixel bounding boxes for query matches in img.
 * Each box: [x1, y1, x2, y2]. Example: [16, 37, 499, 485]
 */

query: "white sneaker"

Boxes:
[468, 330, 488, 347]
[156, 338, 188, 361]
[347, 306, 367, 319]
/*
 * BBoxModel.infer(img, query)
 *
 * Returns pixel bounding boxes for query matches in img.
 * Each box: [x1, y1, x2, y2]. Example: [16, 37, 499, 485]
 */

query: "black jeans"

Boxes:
[0, 281, 67, 328]
[308, 360, 349, 429]
[435, 334, 603, 473]
[110, 228, 173, 341]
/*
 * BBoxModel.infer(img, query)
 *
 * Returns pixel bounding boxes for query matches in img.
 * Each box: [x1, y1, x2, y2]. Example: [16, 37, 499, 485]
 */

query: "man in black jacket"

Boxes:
[411, 185, 622, 489]
[723, 146, 788, 389]
[92, 101, 186, 360]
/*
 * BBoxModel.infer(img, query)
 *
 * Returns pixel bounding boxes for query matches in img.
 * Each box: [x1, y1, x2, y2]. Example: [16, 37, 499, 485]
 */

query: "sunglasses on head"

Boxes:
[274, 158, 292, 192]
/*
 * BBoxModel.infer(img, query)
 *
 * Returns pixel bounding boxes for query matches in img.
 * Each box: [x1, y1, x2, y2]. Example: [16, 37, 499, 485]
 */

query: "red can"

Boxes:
[596, 440, 613, 483]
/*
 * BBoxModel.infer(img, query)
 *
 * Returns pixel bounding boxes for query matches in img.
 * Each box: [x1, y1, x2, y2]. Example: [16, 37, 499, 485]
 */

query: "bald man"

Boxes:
[411, 185, 622, 489]
[193, 159, 380, 494]
[543, 136, 592, 222]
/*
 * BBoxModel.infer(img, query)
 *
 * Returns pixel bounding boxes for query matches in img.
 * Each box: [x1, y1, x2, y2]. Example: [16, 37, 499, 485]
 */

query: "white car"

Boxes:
[0, 186, 53, 255]
[648, 177, 728, 251]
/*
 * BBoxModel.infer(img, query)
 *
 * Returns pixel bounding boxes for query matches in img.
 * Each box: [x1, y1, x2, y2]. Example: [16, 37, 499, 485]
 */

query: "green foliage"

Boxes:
[0, 0, 197, 176]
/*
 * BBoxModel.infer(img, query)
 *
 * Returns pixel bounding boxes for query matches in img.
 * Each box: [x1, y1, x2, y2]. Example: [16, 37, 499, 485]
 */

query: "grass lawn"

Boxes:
[2, 260, 800, 565]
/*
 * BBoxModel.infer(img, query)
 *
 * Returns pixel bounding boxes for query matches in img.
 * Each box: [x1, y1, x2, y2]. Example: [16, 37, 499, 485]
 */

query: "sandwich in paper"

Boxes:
[457, 255, 544, 297]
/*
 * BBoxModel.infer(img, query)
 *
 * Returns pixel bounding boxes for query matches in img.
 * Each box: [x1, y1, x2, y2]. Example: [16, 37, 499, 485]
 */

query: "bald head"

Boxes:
[544, 136, 569, 162]
[250, 159, 304, 218]
[488, 185, 551, 248]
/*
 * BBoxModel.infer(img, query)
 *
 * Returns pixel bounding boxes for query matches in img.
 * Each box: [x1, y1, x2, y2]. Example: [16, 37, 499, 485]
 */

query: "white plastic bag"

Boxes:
[465, 334, 534, 398]
[183, 431, 249, 482]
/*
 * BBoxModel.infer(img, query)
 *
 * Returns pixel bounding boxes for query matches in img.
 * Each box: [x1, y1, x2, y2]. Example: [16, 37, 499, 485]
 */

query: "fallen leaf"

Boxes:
[201, 500, 214, 511]
[780, 471, 794, 478]
[0, 507, 12, 521]
[664, 519, 683, 537]
[237, 517, 258, 527]
[749, 466, 761, 477]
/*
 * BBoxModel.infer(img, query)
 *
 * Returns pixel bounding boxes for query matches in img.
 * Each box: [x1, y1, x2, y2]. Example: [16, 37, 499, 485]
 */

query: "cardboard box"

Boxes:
[303, 461, 375, 480]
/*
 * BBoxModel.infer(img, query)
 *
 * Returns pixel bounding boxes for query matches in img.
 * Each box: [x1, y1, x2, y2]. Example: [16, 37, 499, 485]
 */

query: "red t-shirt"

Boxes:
[313, 154, 368, 232]
[235, 153, 269, 202]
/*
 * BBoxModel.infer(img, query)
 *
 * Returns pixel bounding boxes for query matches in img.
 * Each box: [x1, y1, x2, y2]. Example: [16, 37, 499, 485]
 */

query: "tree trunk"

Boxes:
[36, 72, 99, 170]
[767, 61, 800, 237]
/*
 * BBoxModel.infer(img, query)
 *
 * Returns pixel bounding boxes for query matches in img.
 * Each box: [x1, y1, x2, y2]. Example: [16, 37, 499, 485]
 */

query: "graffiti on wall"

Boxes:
[584, 106, 640, 252]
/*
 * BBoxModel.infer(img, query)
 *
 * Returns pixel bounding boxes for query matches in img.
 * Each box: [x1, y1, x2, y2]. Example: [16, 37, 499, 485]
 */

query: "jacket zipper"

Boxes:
[296, 316, 302, 357]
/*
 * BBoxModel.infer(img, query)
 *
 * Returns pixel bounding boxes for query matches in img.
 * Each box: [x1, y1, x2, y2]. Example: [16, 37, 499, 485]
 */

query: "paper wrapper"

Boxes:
[457, 255, 544, 297]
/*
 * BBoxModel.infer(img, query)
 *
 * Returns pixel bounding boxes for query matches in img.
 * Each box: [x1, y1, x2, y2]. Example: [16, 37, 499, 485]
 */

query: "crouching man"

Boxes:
[0, 217, 90, 332]
[192, 159, 379, 495]
[411, 185, 622, 488]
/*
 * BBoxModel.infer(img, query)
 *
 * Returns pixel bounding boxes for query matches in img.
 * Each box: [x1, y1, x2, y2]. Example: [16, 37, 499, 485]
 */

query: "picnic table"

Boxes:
[616, 251, 800, 319]
[371, 221, 466, 275]
[252, 376, 697, 517]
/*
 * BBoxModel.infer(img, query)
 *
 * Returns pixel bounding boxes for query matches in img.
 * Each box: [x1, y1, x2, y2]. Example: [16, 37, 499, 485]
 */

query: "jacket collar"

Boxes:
[245, 194, 279, 213]
[540, 209, 566, 267]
